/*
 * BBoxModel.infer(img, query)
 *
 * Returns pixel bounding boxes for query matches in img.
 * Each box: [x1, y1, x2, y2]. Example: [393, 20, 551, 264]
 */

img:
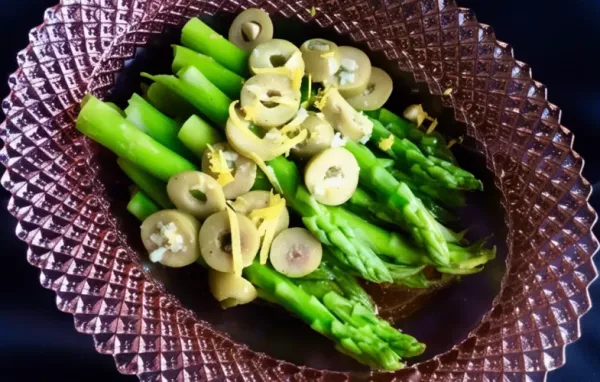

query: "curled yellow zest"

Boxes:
[225, 206, 243, 276]
[208, 149, 235, 186]
[251, 66, 290, 76]
[291, 67, 303, 91]
[447, 136, 463, 149]
[282, 128, 308, 157]
[320, 51, 335, 58]
[243, 103, 259, 123]
[314, 86, 333, 110]
[229, 101, 262, 142]
[252, 52, 304, 90]
[379, 134, 395, 151]
[426, 118, 439, 135]
[249, 192, 286, 264]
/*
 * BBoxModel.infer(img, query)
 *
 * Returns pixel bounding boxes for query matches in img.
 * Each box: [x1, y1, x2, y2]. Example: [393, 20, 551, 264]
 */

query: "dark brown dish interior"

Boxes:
[99, 14, 507, 372]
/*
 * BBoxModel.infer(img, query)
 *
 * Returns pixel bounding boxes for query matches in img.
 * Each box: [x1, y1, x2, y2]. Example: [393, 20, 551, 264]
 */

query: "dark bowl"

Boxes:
[0, 0, 597, 381]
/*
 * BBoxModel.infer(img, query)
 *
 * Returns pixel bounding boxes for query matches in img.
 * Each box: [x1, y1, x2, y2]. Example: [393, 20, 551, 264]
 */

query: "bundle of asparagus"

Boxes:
[76, 13, 495, 371]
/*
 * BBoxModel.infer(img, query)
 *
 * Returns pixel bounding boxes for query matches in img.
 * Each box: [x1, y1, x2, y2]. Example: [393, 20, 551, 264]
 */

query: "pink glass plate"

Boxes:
[0, 0, 598, 381]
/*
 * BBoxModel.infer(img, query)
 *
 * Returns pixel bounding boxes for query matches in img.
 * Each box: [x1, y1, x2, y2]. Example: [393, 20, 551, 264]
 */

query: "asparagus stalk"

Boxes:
[117, 158, 174, 209]
[343, 139, 451, 267]
[76, 95, 197, 181]
[243, 262, 410, 370]
[181, 18, 249, 76]
[145, 82, 195, 119]
[347, 188, 465, 244]
[172, 45, 245, 99]
[250, 168, 273, 191]
[369, 118, 482, 191]
[177, 114, 222, 158]
[377, 108, 456, 163]
[105, 102, 125, 116]
[389, 167, 465, 209]
[125, 93, 195, 160]
[142, 66, 231, 127]
[127, 191, 160, 221]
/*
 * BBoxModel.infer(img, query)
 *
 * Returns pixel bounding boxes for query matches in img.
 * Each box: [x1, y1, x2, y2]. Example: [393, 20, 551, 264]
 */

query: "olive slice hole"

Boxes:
[260, 90, 283, 109]
[288, 244, 309, 264]
[218, 230, 233, 254]
[189, 189, 207, 202]
[307, 40, 330, 52]
[241, 21, 261, 42]
[363, 84, 376, 96]
[325, 166, 344, 180]
[269, 54, 289, 67]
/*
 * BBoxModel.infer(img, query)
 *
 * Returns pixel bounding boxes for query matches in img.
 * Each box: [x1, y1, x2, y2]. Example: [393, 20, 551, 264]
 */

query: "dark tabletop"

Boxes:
[0, 0, 598, 381]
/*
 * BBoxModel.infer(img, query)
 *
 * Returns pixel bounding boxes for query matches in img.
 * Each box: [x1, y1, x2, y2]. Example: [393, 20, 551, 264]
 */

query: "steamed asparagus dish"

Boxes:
[76, 8, 495, 371]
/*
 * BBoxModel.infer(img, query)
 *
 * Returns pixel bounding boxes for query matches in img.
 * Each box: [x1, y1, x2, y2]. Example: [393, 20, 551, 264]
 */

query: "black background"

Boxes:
[0, 0, 598, 381]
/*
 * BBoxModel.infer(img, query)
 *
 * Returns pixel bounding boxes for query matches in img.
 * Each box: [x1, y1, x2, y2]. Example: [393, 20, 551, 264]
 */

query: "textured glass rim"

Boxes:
[0, 0, 598, 380]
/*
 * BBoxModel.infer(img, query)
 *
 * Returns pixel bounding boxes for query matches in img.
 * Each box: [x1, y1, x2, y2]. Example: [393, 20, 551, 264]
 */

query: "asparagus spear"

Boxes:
[347, 188, 465, 244]
[389, 167, 465, 209]
[250, 168, 273, 192]
[299, 257, 375, 312]
[117, 158, 174, 209]
[243, 262, 410, 370]
[377, 108, 456, 163]
[172, 45, 245, 99]
[177, 114, 222, 158]
[76, 95, 197, 181]
[142, 66, 231, 127]
[181, 18, 249, 76]
[145, 82, 195, 119]
[125, 93, 195, 160]
[127, 191, 160, 221]
[343, 139, 451, 267]
[369, 118, 482, 191]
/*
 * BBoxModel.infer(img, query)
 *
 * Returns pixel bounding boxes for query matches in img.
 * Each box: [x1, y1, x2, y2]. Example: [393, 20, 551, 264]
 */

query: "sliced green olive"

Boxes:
[304, 147, 359, 206]
[323, 46, 372, 98]
[230, 190, 290, 235]
[199, 210, 260, 273]
[346, 67, 393, 111]
[270, 228, 322, 278]
[167, 171, 226, 219]
[228, 8, 274, 52]
[300, 39, 341, 82]
[319, 88, 373, 142]
[141, 210, 200, 268]
[240, 74, 301, 129]
[292, 114, 334, 157]
[249, 39, 305, 76]
[208, 269, 257, 308]
[226, 107, 280, 161]
[201, 142, 257, 200]
[226, 104, 304, 162]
